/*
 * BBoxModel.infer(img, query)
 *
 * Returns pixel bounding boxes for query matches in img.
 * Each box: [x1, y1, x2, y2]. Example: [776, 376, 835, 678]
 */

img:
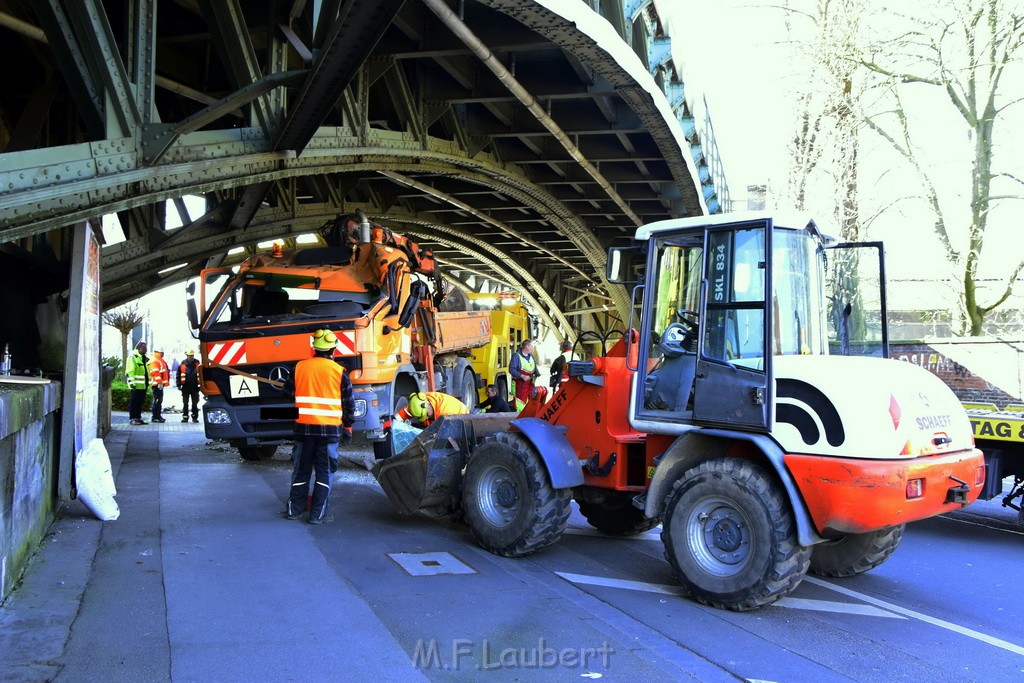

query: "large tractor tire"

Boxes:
[576, 490, 661, 536]
[809, 525, 905, 578]
[238, 445, 277, 461]
[463, 431, 572, 557]
[661, 458, 811, 611]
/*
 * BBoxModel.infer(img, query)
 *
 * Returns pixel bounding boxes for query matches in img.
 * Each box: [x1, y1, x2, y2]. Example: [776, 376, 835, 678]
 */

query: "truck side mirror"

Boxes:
[606, 246, 643, 284]
[186, 298, 199, 332]
[396, 280, 428, 329]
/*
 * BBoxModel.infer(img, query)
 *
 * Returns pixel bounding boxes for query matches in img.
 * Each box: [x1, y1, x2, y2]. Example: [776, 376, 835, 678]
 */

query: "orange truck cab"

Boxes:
[187, 212, 491, 461]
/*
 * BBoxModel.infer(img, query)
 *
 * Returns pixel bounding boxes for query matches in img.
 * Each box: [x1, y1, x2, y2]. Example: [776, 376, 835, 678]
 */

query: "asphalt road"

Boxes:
[1, 421, 1021, 682]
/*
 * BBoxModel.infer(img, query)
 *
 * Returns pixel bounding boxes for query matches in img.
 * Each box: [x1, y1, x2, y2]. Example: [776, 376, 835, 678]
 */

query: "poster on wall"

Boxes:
[59, 221, 101, 499]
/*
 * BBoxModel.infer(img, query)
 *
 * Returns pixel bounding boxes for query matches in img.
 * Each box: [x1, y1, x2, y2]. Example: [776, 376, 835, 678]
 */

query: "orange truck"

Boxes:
[186, 212, 491, 461]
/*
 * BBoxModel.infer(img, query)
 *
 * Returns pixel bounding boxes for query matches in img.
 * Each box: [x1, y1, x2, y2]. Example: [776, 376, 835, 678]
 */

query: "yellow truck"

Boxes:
[465, 292, 534, 403]
[963, 403, 1024, 520]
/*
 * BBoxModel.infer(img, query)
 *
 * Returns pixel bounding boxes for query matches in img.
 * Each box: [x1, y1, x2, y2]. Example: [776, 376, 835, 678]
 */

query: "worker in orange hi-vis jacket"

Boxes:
[147, 350, 170, 423]
[396, 391, 469, 427]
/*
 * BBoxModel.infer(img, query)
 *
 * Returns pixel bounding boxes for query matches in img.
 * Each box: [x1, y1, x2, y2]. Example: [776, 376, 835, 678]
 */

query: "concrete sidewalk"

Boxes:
[0, 417, 423, 682]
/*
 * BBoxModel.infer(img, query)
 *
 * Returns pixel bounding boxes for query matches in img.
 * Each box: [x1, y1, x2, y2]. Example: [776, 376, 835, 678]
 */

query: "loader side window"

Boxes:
[704, 228, 766, 369]
[640, 237, 703, 415]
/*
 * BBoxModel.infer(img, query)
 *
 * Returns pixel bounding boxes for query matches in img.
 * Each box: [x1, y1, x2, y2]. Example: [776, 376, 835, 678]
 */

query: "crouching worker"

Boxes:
[477, 384, 512, 413]
[396, 391, 469, 427]
[282, 329, 354, 524]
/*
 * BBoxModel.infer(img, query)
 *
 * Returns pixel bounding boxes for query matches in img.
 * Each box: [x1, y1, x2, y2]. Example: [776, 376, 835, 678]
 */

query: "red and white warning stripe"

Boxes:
[208, 341, 247, 365]
[334, 330, 356, 355]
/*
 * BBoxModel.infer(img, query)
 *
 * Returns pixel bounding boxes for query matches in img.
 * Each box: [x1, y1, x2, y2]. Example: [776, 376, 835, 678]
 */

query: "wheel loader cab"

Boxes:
[628, 215, 829, 435]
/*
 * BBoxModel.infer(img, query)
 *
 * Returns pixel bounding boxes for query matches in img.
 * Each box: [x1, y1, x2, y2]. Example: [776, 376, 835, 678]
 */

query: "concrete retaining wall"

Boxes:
[0, 382, 61, 601]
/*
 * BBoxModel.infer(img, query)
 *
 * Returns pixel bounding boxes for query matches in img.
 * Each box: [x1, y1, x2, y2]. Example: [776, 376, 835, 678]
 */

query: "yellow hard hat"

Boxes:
[408, 392, 429, 420]
[185, 350, 195, 356]
[312, 329, 338, 351]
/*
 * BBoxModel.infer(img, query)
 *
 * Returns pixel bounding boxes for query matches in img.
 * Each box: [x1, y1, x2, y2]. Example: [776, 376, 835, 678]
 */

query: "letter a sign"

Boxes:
[229, 374, 259, 399]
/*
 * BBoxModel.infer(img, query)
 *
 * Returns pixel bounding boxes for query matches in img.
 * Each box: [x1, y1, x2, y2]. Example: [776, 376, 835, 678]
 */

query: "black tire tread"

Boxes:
[238, 445, 277, 461]
[809, 525, 904, 578]
[466, 431, 572, 557]
[661, 458, 811, 611]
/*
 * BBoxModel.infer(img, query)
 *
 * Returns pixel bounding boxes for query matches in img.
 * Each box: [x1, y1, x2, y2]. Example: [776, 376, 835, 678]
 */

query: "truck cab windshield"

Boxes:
[204, 277, 376, 329]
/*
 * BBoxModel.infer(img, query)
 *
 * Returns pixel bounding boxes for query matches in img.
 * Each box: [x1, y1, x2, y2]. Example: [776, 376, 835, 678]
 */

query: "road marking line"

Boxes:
[775, 597, 905, 619]
[555, 572, 684, 596]
[804, 576, 1024, 655]
[559, 571, 1024, 653]
[558, 573, 906, 619]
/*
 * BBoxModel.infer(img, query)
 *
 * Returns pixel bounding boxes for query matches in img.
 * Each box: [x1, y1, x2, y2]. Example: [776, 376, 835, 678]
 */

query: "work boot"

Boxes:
[308, 514, 334, 525]
[130, 419, 147, 425]
[152, 416, 166, 423]
[283, 500, 303, 520]
[192, 416, 199, 423]
[181, 417, 188, 423]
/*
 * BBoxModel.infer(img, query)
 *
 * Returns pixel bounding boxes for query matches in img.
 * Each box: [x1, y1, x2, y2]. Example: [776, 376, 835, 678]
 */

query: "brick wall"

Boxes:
[890, 340, 1023, 407]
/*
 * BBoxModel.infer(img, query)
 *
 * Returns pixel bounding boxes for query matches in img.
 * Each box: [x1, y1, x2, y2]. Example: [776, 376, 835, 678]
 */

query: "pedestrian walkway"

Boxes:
[0, 418, 423, 682]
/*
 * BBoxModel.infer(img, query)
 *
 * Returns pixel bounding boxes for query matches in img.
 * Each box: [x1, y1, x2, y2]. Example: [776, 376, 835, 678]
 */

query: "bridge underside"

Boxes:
[0, 0, 720, 338]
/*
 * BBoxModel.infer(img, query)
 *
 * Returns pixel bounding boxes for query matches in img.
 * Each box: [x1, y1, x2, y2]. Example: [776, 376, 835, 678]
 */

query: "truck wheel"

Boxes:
[809, 525, 904, 578]
[576, 490, 660, 536]
[458, 369, 477, 410]
[238, 445, 277, 461]
[661, 458, 811, 611]
[463, 431, 571, 557]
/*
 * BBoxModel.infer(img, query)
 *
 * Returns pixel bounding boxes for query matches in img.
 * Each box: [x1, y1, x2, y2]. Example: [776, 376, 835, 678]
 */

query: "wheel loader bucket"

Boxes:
[371, 413, 517, 517]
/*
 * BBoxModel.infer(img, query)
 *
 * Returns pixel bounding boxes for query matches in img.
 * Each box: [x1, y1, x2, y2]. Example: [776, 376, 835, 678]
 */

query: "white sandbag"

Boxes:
[75, 438, 120, 521]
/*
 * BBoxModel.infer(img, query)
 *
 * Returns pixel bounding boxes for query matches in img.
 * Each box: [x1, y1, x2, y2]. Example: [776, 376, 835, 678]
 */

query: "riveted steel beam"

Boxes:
[127, 0, 157, 125]
[64, 0, 142, 137]
[33, 1, 104, 138]
[197, 0, 275, 136]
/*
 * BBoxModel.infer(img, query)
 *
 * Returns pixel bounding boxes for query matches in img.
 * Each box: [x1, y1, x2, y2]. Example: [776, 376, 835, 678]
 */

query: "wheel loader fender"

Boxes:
[508, 417, 585, 489]
[644, 429, 823, 547]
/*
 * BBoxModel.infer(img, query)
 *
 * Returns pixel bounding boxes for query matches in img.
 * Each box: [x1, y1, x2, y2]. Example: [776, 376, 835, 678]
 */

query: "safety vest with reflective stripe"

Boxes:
[126, 350, 149, 389]
[148, 356, 170, 387]
[294, 356, 345, 426]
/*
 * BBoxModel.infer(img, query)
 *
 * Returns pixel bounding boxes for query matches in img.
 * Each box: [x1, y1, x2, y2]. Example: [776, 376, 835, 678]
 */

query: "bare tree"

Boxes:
[102, 303, 145, 375]
[779, 0, 873, 341]
[859, 0, 1024, 335]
